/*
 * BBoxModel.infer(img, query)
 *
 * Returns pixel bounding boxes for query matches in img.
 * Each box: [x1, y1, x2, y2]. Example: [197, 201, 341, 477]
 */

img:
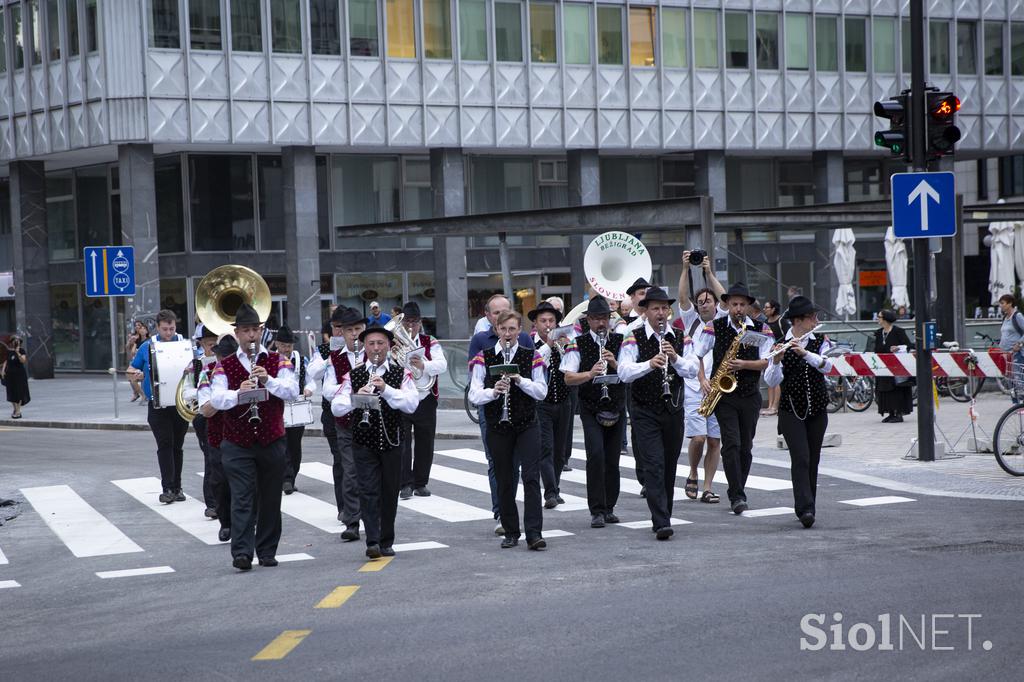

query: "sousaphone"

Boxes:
[564, 232, 654, 328]
[194, 265, 273, 335]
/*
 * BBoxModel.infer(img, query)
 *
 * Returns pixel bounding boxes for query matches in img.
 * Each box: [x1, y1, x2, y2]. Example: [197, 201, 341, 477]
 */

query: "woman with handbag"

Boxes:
[873, 310, 914, 423]
[2, 336, 30, 419]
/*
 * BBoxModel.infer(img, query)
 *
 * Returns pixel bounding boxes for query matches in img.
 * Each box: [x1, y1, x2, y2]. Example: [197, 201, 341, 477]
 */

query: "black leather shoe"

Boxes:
[259, 556, 278, 567]
[800, 512, 816, 528]
[655, 527, 674, 540]
[218, 528, 230, 542]
[380, 546, 395, 557]
[500, 535, 519, 549]
[340, 525, 360, 542]
[640, 486, 647, 498]
[173, 489, 186, 502]
[282, 481, 295, 495]
[400, 486, 414, 500]
[232, 556, 252, 571]
[413, 486, 431, 497]
[365, 544, 382, 559]
[204, 507, 218, 519]
[732, 500, 748, 515]
[527, 537, 547, 551]
[604, 512, 620, 524]
[590, 514, 606, 528]
[555, 495, 565, 505]
[561, 464, 572, 472]
[158, 491, 174, 504]
[544, 497, 558, 509]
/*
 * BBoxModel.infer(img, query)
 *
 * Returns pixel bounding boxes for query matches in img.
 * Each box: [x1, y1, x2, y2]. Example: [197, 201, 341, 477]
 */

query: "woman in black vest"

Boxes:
[469, 310, 549, 550]
[764, 297, 833, 528]
[873, 309, 914, 423]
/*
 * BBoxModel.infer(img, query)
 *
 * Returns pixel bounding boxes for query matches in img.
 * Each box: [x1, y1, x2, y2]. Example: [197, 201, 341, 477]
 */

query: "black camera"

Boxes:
[688, 249, 707, 266]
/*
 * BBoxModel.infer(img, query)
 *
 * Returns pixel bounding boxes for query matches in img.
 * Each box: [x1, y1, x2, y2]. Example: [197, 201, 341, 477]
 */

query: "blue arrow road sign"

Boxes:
[890, 171, 956, 239]
[84, 246, 136, 297]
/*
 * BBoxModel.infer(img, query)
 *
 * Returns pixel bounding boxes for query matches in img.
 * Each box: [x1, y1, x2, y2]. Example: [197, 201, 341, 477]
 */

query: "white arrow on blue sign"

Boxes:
[84, 246, 136, 298]
[890, 171, 957, 239]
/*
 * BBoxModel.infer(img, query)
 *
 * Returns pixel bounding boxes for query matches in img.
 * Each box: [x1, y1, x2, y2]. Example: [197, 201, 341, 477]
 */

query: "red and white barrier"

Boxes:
[827, 349, 1010, 378]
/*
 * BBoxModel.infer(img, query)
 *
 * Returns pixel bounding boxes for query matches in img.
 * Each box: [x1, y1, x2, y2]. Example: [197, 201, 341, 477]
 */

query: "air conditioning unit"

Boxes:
[0, 272, 13, 299]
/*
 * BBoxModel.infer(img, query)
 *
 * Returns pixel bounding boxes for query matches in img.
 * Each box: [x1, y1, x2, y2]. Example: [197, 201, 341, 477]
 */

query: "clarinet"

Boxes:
[499, 339, 513, 424]
[357, 350, 382, 430]
[247, 342, 262, 423]
[598, 330, 611, 405]
[658, 322, 672, 399]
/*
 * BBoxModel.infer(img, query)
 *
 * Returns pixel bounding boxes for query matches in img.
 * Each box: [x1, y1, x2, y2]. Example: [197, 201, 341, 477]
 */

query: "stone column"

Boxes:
[694, 151, 726, 274]
[430, 148, 469, 339]
[813, 150, 844, 310]
[118, 144, 161, 325]
[10, 161, 54, 379]
[567, 149, 600, 304]
[282, 147, 321, 342]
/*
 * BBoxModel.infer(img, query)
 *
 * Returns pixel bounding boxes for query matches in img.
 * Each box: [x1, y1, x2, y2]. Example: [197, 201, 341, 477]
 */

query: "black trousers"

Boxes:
[208, 445, 231, 531]
[353, 443, 401, 548]
[220, 438, 287, 561]
[538, 400, 572, 499]
[283, 425, 305, 484]
[193, 414, 216, 509]
[323, 405, 360, 525]
[487, 421, 543, 541]
[631, 405, 684, 530]
[714, 393, 762, 505]
[147, 403, 188, 492]
[581, 408, 626, 515]
[626, 389, 645, 486]
[779, 410, 828, 517]
[400, 394, 438, 489]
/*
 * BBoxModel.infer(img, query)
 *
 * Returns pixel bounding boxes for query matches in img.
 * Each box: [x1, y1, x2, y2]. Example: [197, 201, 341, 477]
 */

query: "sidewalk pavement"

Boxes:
[2, 376, 1022, 501]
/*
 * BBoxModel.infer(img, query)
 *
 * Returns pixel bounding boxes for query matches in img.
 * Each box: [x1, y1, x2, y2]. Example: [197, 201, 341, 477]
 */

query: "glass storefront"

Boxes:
[51, 284, 81, 369]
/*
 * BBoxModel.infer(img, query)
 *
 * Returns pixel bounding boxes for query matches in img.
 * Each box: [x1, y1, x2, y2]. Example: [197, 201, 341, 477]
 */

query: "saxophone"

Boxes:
[697, 329, 744, 417]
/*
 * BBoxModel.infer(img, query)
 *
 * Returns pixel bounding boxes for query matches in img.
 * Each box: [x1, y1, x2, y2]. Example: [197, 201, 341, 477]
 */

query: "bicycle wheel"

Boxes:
[464, 384, 480, 424]
[845, 376, 874, 412]
[945, 377, 972, 403]
[992, 404, 1024, 476]
[825, 377, 843, 413]
[996, 376, 1012, 395]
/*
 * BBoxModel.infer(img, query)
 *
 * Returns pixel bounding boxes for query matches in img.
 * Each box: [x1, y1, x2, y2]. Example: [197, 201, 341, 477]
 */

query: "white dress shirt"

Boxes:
[210, 345, 300, 410]
[763, 330, 834, 387]
[412, 333, 448, 378]
[692, 311, 774, 360]
[468, 343, 548, 405]
[558, 330, 606, 374]
[330, 358, 420, 417]
[616, 321, 699, 382]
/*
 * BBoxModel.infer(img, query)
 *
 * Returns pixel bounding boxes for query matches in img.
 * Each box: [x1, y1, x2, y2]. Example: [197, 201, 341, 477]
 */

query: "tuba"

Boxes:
[583, 231, 652, 302]
[175, 360, 200, 423]
[698, 330, 743, 417]
[385, 313, 436, 395]
[194, 265, 273, 336]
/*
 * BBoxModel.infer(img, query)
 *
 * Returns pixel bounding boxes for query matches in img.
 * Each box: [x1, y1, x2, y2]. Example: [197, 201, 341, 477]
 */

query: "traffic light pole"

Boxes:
[910, 0, 935, 462]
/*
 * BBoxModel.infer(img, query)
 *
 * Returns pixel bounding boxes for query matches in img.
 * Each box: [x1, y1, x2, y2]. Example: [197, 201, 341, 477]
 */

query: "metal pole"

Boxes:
[109, 296, 119, 419]
[498, 231, 513, 302]
[910, 0, 934, 461]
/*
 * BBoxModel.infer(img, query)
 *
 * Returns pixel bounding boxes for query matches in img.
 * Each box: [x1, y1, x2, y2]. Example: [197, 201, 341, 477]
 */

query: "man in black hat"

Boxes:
[274, 325, 316, 495]
[190, 324, 220, 518]
[331, 325, 419, 559]
[398, 302, 448, 500]
[528, 301, 571, 509]
[308, 305, 366, 541]
[623, 277, 652, 494]
[561, 296, 627, 528]
[197, 334, 239, 542]
[210, 303, 299, 570]
[618, 287, 698, 539]
[693, 282, 775, 515]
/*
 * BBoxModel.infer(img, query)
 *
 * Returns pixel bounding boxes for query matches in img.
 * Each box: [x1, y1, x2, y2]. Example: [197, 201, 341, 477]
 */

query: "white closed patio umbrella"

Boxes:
[884, 226, 910, 308]
[832, 228, 857, 318]
[988, 219, 1016, 302]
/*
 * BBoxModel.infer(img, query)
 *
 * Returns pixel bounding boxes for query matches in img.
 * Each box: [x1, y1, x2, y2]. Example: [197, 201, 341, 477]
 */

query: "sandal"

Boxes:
[684, 478, 698, 500]
[700, 490, 720, 504]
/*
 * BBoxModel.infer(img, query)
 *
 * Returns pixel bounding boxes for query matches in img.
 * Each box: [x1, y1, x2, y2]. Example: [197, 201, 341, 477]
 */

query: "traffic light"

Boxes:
[926, 92, 961, 158]
[874, 94, 911, 162]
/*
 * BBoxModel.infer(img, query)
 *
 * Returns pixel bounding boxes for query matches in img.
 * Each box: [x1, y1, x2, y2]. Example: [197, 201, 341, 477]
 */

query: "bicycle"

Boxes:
[990, 361, 1024, 476]
[973, 333, 1013, 396]
[822, 345, 874, 413]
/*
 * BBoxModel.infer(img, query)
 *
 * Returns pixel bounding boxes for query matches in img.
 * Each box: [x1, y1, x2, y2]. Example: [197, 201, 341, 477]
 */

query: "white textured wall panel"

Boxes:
[497, 108, 529, 147]
[150, 99, 189, 141]
[388, 105, 424, 146]
[425, 106, 458, 145]
[310, 57, 347, 101]
[311, 103, 349, 145]
[273, 102, 311, 143]
[232, 101, 270, 143]
[350, 104, 387, 145]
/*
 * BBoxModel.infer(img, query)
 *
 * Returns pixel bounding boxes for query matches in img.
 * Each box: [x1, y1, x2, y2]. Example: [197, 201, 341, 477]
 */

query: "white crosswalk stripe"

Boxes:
[96, 566, 175, 580]
[839, 496, 915, 507]
[0, 580, 21, 589]
[435, 449, 590, 511]
[113, 478, 221, 545]
[740, 507, 793, 518]
[22, 485, 145, 558]
[569, 449, 792, 491]
[0, 544, 8, 565]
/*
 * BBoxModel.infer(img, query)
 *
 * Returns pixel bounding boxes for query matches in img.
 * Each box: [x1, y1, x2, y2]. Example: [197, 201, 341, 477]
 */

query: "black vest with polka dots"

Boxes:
[576, 332, 625, 413]
[483, 346, 537, 433]
[711, 317, 762, 397]
[779, 336, 829, 418]
[543, 342, 569, 405]
[350, 363, 406, 452]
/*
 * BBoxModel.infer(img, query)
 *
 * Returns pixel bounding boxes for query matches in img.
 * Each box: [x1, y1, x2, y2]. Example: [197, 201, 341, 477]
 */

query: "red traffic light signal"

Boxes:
[926, 92, 961, 157]
[930, 95, 960, 121]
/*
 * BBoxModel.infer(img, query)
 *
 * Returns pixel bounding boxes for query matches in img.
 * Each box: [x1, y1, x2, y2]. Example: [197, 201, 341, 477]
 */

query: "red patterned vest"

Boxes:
[217, 352, 287, 448]
[199, 359, 224, 449]
[330, 350, 355, 428]
[419, 334, 440, 399]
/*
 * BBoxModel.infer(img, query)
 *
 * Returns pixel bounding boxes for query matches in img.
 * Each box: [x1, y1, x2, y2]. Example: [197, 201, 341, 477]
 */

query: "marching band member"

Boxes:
[210, 304, 299, 571]
[308, 306, 366, 541]
[622, 277, 652, 496]
[763, 297, 833, 528]
[275, 325, 315, 495]
[398, 302, 448, 500]
[330, 325, 419, 559]
[529, 301, 571, 509]
[693, 283, 774, 515]
[560, 297, 626, 528]
[617, 287, 698, 540]
[197, 335, 239, 542]
[191, 325, 220, 518]
[469, 311, 549, 551]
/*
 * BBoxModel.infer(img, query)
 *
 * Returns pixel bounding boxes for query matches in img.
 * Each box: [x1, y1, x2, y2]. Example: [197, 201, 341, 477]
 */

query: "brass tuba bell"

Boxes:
[194, 265, 273, 336]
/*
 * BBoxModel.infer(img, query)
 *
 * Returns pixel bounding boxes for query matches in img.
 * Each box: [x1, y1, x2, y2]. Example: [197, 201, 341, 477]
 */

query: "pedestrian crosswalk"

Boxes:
[21, 485, 144, 558]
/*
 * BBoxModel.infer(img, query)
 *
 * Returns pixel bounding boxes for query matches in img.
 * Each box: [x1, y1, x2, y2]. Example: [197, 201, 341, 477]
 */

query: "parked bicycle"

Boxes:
[990, 360, 1024, 476]
[822, 344, 874, 413]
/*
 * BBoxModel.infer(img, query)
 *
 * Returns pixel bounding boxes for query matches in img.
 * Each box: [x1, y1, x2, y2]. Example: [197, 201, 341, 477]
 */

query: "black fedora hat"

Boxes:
[402, 301, 422, 320]
[528, 301, 564, 323]
[638, 286, 676, 308]
[626, 277, 652, 296]
[331, 306, 367, 327]
[275, 325, 297, 344]
[232, 303, 263, 327]
[358, 323, 394, 344]
[721, 282, 755, 304]
[213, 335, 239, 358]
[585, 296, 612, 317]
[782, 296, 817, 320]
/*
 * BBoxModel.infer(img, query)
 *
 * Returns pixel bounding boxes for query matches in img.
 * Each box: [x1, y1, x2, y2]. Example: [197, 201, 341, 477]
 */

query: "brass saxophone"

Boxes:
[698, 329, 744, 417]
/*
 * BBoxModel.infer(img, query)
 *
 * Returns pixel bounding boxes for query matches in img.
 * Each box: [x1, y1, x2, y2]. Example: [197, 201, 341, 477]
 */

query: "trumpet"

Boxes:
[766, 324, 825, 359]
[246, 342, 261, 424]
[657, 321, 672, 399]
[357, 350, 384, 430]
[499, 339, 513, 425]
[597, 330, 611, 405]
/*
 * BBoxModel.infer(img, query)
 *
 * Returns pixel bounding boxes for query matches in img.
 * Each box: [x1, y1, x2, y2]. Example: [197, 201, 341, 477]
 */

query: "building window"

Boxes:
[423, 0, 451, 58]
[785, 14, 809, 71]
[563, 4, 590, 65]
[29, 0, 42, 64]
[661, 157, 695, 198]
[600, 158, 657, 203]
[189, 155, 257, 252]
[929, 20, 949, 74]
[873, 17, 896, 74]
[629, 7, 655, 67]
[844, 17, 866, 72]
[47, 0, 60, 60]
[65, 0, 79, 56]
[308, 0, 340, 54]
[662, 7, 686, 69]
[596, 5, 622, 66]
[231, 0, 263, 52]
[957, 21, 977, 75]
[256, 156, 284, 251]
[51, 284, 81, 369]
[270, 0, 301, 53]
[537, 159, 567, 208]
[149, 0, 181, 49]
[331, 156, 400, 226]
[901, 19, 910, 72]
[11, 4, 24, 70]
[459, 0, 487, 61]
[755, 12, 778, 70]
[76, 166, 111, 248]
[1014, 23, 1024, 76]
[349, 0, 378, 57]
[724, 12, 748, 68]
[985, 23, 1004, 76]
[0, 10, 6, 74]
[999, 155, 1024, 198]
[190, 0, 222, 51]
[529, 2, 556, 63]
[401, 158, 433, 220]
[469, 157, 534, 213]
[693, 10, 718, 69]
[47, 172, 75, 261]
[155, 155, 185, 254]
[386, 0, 415, 58]
[814, 15, 837, 72]
[85, 0, 97, 53]
[494, 1, 522, 62]
[778, 161, 814, 207]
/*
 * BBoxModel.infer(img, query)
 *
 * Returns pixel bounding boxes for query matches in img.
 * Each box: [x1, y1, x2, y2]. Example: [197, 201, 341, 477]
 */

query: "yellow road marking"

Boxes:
[251, 629, 312, 661]
[314, 585, 360, 609]
[358, 556, 394, 572]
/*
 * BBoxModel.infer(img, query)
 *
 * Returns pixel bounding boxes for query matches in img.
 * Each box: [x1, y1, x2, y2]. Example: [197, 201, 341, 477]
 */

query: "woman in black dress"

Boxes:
[2, 336, 30, 419]
[873, 309, 913, 423]
[761, 300, 790, 416]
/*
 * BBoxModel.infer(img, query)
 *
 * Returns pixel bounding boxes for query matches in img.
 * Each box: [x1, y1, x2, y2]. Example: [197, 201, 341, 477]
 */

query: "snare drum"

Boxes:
[283, 399, 315, 428]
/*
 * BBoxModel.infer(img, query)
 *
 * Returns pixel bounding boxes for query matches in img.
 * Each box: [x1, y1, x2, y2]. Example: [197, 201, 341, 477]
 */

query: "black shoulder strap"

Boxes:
[688, 317, 702, 338]
[1013, 312, 1024, 337]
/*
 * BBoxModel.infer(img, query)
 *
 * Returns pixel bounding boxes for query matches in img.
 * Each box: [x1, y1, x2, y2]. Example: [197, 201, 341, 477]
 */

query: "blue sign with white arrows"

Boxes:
[890, 171, 956, 239]
[84, 246, 136, 297]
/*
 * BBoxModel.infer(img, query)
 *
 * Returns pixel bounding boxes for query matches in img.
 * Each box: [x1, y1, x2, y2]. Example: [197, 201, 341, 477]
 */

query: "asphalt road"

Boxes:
[0, 427, 1020, 680]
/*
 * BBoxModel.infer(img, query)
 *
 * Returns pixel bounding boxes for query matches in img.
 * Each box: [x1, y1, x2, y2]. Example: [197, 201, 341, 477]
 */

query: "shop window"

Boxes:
[76, 166, 111, 249]
[785, 14, 809, 71]
[600, 158, 657, 203]
[51, 284, 81, 369]
[257, 156, 285, 251]
[423, 0, 451, 59]
[459, 0, 487, 61]
[873, 17, 896, 74]
[469, 157, 535, 213]
[985, 23, 1004, 76]
[47, 172, 75, 261]
[725, 12, 748, 68]
[155, 156, 186, 253]
[693, 10, 718, 69]
[189, 155, 256, 251]
[563, 4, 590, 65]
[815, 15, 837, 72]
[930, 20, 950, 74]
[957, 22, 977, 75]
[755, 12, 778, 70]
[309, 0, 340, 55]
[231, 0, 263, 52]
[629, 7, 655, 67]
[845, 17, 866, 72]
[529, 1, 556, 64]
